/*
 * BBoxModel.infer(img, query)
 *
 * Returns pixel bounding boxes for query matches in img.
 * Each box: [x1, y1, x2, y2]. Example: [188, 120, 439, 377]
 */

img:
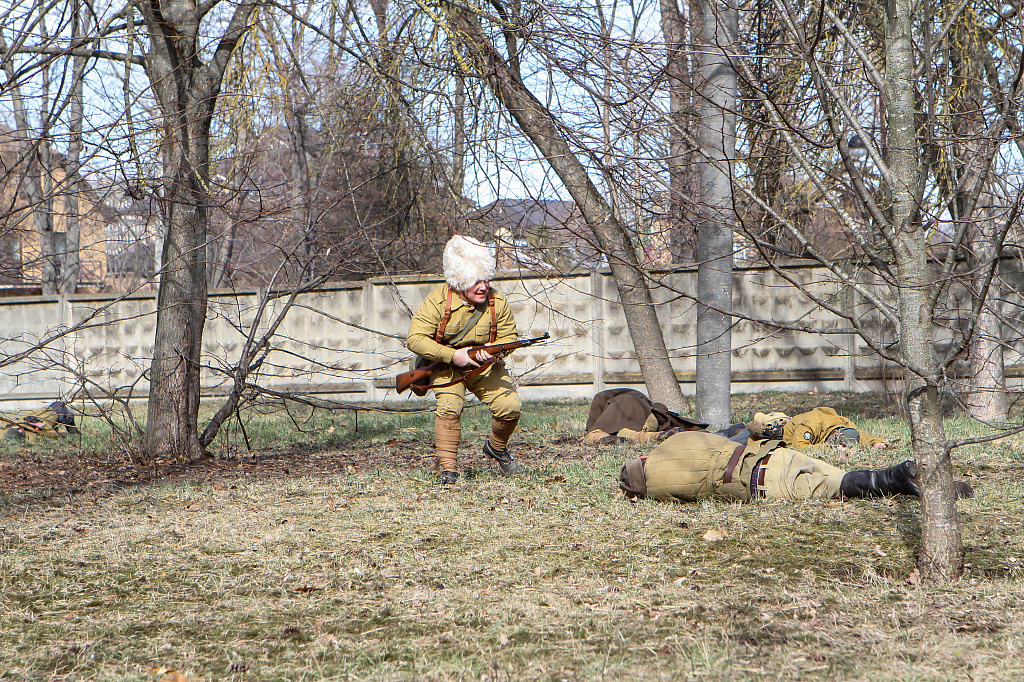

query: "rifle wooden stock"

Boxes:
[396, 333, 551, 396]
[395, 361, 446, 396]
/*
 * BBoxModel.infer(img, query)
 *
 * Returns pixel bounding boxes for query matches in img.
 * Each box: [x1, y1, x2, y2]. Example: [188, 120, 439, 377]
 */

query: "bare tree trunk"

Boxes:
[0, 33, 53, 294]
[60, 0, 89, 295]
[449, 6, 687, 411]
[34, 13, 59, 295]
[694, 0, 737, 429]
[943, 10, 1007, 423]
[209, 216, 238, 289]
[452, 75, 467, 196]
[659, 0, 696, 261]
[885, 0, 963, 581]
[967, 210, 1007, 421]
[141, 0, 258, 463]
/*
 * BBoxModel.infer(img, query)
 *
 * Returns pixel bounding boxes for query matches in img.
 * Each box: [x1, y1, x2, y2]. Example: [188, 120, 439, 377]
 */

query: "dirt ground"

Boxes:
[0, 388, 974, 506]
[0, 427, 591, 506]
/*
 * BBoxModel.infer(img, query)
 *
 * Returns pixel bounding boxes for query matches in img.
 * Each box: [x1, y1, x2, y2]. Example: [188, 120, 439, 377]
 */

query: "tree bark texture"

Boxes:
[0, 31, 55, 295]
[448, 7, 687, 412]
[694, 0, 736, 430]
[140, 0, 257, 462]
[60, 0, 88, 295]
[967, 213, 1007, 422]
[658, 0, 694, 260]
[885, 0, 963, 580]
[944, 11, 1007, 423]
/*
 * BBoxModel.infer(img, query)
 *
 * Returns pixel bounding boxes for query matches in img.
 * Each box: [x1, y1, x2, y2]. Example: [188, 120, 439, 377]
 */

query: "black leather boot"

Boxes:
[841, 461, 975, 499]
[840, 460, 921, 498]
[483, 440, 521, 475]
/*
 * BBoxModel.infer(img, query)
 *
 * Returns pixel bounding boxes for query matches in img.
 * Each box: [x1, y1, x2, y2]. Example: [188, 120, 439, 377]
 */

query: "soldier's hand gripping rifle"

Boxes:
[396, 333, 551, 397]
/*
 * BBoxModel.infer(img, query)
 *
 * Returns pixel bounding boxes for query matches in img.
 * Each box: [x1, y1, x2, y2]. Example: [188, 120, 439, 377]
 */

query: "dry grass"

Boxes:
[2, 393, 1024, 680]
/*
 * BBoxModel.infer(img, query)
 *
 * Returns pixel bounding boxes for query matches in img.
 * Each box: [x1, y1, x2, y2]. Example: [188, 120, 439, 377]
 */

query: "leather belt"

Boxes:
[750, 452, 773, 498]
[722, 443, 747, 484]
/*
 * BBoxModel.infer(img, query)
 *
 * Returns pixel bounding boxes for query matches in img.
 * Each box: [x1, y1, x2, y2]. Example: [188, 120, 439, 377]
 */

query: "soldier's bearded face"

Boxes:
[459, 280, 490, 304]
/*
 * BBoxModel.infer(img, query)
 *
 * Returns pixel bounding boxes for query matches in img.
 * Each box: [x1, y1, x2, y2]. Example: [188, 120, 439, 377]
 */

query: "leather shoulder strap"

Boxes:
[436, 286, 453, 344]
[488, 291, 497, 343]
[722, 443, 747, 484]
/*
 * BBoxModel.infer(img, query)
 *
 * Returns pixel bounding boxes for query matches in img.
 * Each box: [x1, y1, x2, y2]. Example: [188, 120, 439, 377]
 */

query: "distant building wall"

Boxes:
[1, 164, 109, 288]
[1, 263, 1022, 408]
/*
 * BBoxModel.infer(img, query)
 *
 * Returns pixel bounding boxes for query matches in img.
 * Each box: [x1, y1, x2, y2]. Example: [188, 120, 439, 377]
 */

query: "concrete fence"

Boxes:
[1, 262, 1022, 409]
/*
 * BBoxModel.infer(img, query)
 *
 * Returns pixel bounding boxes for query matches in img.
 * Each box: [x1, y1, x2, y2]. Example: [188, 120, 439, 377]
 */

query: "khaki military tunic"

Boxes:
[643, 431, 845, 502]
[406, 283, 521, 420]
[782, 406, 888, 450]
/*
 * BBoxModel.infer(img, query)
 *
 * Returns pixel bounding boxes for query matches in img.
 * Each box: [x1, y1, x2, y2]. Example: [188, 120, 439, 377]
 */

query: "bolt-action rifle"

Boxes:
[396, 332, 551, 397]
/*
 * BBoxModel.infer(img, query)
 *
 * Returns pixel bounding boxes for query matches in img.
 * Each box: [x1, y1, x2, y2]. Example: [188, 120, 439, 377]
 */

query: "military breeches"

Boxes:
[433, 362, 522, 421]
[760, 449, 845, 500]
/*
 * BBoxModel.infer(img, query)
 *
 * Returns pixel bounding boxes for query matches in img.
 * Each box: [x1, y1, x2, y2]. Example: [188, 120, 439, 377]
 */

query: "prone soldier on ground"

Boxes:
[3, 400, 80, 441]
[581, 389, 894, 454]
[617, 431, 973, 503]
[582, 388, 708, 444]
[746, 407, 892, 449]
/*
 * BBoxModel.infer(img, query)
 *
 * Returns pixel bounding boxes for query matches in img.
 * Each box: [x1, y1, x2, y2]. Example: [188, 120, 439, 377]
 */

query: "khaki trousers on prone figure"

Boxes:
[759, 448, 846, 500]
[432, 361, 522, 472]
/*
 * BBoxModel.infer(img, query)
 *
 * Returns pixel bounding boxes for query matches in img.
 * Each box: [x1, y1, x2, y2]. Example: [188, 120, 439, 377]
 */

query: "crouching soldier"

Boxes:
[3, 400, 79, 441]
[618, 431, 973, 503]
[583, 388, 708, 444]
[407, 235, 523, 485]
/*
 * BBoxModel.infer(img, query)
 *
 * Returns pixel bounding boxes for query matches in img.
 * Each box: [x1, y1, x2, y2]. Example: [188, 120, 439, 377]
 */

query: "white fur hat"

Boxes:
[443, 235, 495, 291]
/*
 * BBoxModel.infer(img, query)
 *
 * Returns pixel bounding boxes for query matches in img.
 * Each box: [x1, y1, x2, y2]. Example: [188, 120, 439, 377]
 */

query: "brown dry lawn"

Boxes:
[2, 391, 1023, 681]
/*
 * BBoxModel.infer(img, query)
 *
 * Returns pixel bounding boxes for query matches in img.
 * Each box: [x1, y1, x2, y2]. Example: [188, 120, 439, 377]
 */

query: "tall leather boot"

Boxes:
[840, 460, 921, 498]
[840, 461, 975, 499]
[435, 416, 461, 485]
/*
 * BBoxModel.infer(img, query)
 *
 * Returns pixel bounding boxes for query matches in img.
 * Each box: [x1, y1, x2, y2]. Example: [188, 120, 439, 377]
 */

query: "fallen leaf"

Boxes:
[295, 585, 323, 593]
[908, 568, 921, 585]
[703, 528, 727, 542]
[327, 425, 335, 434]
[148, 665, 189, 682]
[545, 475, 566, 483]
[499, 633, 511, 646]
[873, 545, 888, 557]
[314, 633, 340, 647]
[534, 566, 543, 577]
